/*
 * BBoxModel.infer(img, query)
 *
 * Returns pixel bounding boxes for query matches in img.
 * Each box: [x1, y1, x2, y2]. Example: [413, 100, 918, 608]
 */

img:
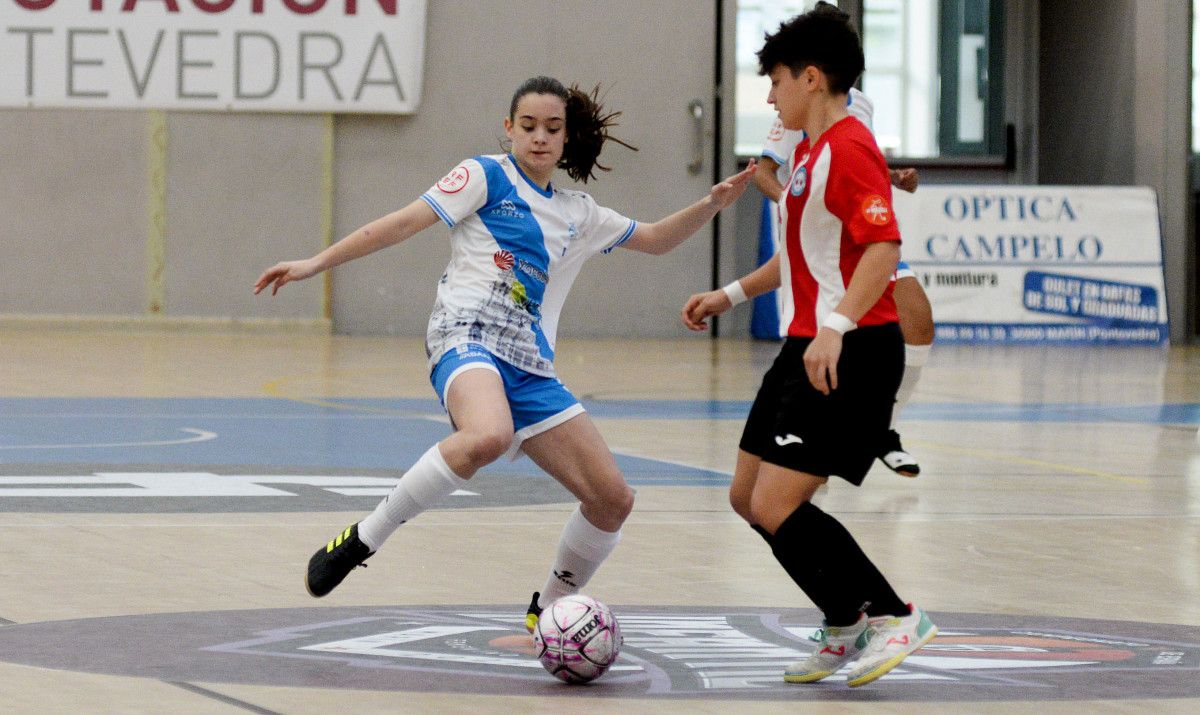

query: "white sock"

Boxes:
[357, 443, 468, 551]
[538, 506, 621, 609]
[891, 343, 931, 429]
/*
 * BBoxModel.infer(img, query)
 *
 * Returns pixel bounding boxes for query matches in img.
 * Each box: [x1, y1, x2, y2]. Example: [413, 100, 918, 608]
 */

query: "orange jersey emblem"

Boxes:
[861, 195, 892, 226]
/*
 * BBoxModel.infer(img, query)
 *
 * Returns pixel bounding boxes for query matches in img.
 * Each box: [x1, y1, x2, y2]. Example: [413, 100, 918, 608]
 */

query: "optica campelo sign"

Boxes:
[892, 186, 1168, 344]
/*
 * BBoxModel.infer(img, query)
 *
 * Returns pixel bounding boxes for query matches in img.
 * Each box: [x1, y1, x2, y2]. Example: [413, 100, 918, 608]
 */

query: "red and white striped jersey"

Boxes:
[778, 116, 900, 337]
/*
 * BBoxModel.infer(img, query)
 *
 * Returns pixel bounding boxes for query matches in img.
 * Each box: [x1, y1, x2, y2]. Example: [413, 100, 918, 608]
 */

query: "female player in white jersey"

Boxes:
[756, 97, 933, 477]
[681, 4, 936, 687]
[254, 76, 756, 629]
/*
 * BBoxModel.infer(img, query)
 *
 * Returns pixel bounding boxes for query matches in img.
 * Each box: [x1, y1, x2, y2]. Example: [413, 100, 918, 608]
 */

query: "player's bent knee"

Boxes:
[597, 481, 634, 522]
[729, 489, 753, 523]
[580, 482, 633, 531]
[748, 491, 802, 534]
[904, 321, 935, 346]
[608, 483, 634, 521]
[895, 279, 935, 345]
[464, 430, 514, 466]
[747, 504, 778, 533]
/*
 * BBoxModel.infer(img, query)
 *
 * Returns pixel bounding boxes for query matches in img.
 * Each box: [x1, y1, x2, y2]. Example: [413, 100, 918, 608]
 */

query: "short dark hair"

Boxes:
[508, 76, 637, 183]
[756, 2, 864, 94]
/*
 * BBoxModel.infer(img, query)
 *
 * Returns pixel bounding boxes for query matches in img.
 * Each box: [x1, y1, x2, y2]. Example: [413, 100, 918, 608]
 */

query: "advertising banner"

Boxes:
[892, 186, 1168, 344]
[1, 0, 427, 114]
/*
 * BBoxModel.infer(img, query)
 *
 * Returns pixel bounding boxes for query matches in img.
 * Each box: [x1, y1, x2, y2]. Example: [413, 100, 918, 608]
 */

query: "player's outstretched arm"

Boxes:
[621, 161, 757, 256]
[254, 199, 439, 296]
[681, 253, 782, 331]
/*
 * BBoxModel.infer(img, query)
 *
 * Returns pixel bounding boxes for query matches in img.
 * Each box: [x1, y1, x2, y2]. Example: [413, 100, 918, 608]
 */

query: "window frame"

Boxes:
[935, 0, 1007, 158]
[733, 0, 1011, 167]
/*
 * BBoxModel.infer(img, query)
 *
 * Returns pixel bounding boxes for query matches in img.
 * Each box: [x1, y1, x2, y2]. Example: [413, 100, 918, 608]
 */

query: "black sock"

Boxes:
[750, 523, 773, 544]
[769, 505, 841, 622]
[772, 502, 909, 624]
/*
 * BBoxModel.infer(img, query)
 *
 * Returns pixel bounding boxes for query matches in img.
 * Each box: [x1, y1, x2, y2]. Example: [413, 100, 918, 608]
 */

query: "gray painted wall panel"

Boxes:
[1038, 1, 1136, 186]
[0, 109, 146, 314]
[1134, 1, 1193, 341]
[540, 1, 717, 340]
[1036, 0, 1192, 341]
[1, 1, 1193, 339]
[331, 0, 718, 337]
[163, 113, 326, 320]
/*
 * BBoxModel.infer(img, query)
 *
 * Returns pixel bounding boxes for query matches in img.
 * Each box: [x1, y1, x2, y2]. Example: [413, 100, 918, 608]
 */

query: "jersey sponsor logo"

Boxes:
[493, 250, 515, 271]
[490, 199, 526, 219]
[767, 120, 785, 141]
[454, 345, 491, 360]
[437, 166, 470, 193]
[516, 259, 548, 284]
[510, 279, 529, 309]
[861, 195, 892, 225]
[774, 433, 804, 447]
[789, 166, 807, 197]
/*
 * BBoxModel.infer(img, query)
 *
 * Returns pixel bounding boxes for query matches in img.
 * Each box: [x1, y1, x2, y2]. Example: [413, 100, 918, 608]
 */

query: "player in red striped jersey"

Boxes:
[682, 3, 937, 687]
[756, 110, 932, 478]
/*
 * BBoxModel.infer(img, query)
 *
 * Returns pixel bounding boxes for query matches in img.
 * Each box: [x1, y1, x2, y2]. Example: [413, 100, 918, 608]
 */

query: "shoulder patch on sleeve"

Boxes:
[436, 165, 470, 194]
[861, 195, 892, 226]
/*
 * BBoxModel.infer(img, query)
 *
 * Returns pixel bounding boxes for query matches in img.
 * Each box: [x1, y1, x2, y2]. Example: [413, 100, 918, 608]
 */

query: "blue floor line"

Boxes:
[0, 397, 1193, 485]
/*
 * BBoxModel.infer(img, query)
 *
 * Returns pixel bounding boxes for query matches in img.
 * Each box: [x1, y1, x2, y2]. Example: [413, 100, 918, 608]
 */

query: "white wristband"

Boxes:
[821, 312, 857, 334]
[722, 280, 748, 306]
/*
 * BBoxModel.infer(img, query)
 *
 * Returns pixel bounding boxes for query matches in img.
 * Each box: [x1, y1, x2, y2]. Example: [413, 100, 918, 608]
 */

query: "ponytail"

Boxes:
[560, 84, 637, 183]
[509, 77, 637, 184]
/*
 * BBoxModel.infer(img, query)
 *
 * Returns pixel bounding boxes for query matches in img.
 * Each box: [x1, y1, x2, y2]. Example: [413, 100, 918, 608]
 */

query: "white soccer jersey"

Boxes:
[420, 153, 637, 377]
[761, 87, 875, 186]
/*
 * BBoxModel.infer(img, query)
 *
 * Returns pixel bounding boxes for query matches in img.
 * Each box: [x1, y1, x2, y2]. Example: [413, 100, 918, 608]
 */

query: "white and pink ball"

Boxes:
[532, 594, 622, 684]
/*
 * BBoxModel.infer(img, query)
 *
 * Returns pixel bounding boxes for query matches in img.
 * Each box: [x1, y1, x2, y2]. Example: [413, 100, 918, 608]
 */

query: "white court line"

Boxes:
[0, 514, 1197, 528]
[0, 427, 217, 450]
[325, 488, 479, 497]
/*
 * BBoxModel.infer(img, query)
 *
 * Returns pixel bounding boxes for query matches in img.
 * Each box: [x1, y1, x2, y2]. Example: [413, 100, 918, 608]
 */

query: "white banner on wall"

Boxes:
[1, 0, 426, 114]
[892, 185, 1168, 345]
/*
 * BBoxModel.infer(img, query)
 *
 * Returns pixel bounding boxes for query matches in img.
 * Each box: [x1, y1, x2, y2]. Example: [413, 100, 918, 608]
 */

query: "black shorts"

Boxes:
[739, 323, 904, 485]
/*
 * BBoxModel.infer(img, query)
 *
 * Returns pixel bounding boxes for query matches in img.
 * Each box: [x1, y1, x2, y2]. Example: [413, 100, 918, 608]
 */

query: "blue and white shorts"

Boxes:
[893, 260, 916, 281]
[430, 343, 584, 452]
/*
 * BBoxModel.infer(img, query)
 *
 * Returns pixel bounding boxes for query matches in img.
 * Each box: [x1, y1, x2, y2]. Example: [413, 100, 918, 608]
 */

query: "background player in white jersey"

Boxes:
[682, 4, 936, 687]
[757, 98, 932, 478]
[254, 76, 756, 631]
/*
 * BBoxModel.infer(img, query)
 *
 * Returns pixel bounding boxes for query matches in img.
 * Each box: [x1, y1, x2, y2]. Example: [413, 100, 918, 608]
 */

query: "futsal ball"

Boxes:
[533, 594, 622, 683]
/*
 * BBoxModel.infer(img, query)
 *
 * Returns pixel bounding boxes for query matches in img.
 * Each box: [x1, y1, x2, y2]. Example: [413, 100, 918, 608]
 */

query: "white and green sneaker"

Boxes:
[845, 604, 938, 687]
[784, 614, 870, 683]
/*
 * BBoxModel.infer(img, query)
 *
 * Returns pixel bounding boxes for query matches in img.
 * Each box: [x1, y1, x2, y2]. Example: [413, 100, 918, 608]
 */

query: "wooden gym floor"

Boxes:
[0, 329, 1197, 713]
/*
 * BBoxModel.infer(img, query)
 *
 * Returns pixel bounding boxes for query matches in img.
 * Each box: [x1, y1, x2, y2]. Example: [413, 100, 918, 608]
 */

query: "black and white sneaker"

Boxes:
[305, 523, 374, 597]
[878, 429, 920, 477]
